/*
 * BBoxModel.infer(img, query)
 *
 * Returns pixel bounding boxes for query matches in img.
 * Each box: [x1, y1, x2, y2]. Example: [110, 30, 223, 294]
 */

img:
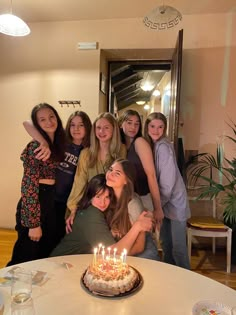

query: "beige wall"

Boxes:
[0, 13, 235, 228]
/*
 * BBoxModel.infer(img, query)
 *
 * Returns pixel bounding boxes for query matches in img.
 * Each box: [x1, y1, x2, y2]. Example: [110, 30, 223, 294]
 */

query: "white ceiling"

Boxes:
[0, 0, 235, 23]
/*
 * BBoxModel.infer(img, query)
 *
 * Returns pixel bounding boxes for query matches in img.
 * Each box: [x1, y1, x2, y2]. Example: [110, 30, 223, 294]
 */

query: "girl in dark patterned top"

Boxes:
[7, 103, 66, 265]
[22, 111, 92, 243]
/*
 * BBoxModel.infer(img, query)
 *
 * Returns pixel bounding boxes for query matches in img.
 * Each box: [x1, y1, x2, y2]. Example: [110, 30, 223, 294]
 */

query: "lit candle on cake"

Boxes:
[93, 247, 98, 266]
[113, 248, 117, 260]
[98, 243, 102, 255]
[107, 247, 111, 259]
[123, 249, 127, 263]
[102, 248, 105, 261]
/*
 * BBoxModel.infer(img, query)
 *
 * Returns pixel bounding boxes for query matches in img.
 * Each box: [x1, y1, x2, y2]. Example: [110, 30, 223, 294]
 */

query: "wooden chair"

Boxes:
[187, 196, 232, 273]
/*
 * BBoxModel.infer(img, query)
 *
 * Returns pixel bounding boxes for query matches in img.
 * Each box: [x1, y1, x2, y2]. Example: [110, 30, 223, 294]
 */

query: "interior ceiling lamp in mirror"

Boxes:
[141, 72, 155, 91]
[0, 0, 30, 36]
[152, 89, 161, 97]
[141, 83, 155, 91]
[143, 4, 182, 31]
[136, 101, 146, 105]
[144, 104, 150, 110]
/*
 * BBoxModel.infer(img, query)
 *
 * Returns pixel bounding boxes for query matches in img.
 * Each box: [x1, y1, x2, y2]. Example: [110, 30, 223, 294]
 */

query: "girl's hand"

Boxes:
[66, 211, 76, 234]
[153, 207, 164, 225]
[28, 226, 42, 242]
[34, 142, 51, 161]
[136, 211, 154, 232]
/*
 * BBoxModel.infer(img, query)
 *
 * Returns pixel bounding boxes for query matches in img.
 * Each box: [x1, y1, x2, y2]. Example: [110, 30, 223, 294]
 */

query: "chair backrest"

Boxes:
[188, 194, 216, 218]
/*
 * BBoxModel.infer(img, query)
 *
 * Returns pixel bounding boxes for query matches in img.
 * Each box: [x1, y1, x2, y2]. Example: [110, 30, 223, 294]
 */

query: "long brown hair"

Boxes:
[31, 103, 66, 161]
[144, 112, 167, 149]
[106, 158, 137, 238]
[118, 109, 143, 144]
[77, 174, 115, 214]
[65, 111, 92, 147]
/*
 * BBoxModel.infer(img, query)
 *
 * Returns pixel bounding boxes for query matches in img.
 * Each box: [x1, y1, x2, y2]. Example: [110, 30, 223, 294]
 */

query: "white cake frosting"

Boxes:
[83, 258, 139, 296]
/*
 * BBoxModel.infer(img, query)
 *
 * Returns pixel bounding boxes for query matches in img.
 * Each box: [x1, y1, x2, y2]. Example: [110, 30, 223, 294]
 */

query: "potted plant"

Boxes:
[187, 121, 236, 264]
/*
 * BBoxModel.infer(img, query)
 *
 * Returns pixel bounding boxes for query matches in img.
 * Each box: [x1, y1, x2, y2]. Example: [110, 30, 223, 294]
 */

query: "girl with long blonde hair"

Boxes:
[66, 112, 126, 232]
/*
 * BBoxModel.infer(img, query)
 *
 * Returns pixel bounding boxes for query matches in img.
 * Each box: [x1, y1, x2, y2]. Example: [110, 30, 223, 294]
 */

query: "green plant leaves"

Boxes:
[187, 121, 236, 225]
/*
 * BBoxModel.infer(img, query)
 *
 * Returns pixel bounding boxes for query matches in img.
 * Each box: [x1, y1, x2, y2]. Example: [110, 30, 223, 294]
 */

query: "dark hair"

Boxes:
[65, 111, 92, 147]
[118, 109, 143, 144]
[144, 112, 167, 149]
[106, 158, 137, 237]
[31, 103, 66, 161]
[77, 174, 115, 212]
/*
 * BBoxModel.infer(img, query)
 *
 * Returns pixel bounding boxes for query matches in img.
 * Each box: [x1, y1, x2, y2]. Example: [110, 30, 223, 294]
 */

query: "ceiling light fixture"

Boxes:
[136, 101, 146, 105]
[143, 4, 182, 31]
[153, 89, 161, 97]
[144, 104, 150, 110]
[140, 83, 155, 92]
[0, 0, 30, 36]
[141, 72, 155, 91]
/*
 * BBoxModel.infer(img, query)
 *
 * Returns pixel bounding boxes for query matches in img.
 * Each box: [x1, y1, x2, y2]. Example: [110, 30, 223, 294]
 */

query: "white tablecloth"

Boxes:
[0, 255, 235, 315]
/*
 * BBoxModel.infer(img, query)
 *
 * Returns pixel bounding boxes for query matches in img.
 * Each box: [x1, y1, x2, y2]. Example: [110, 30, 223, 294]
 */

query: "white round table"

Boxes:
[0, 255, 235, 315]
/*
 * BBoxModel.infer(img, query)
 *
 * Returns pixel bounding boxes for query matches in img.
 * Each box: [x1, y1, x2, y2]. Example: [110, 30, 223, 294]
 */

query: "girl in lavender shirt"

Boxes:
[144, 112, 190, 269]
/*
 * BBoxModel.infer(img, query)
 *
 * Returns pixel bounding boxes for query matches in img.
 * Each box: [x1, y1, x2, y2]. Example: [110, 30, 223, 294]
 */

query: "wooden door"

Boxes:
[169, 29, 183, 155]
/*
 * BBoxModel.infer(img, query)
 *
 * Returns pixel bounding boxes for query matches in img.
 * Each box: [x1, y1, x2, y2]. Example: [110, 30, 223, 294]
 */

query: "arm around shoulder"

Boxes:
[23, 120, 51, 161]
[67, 148, 90, 212]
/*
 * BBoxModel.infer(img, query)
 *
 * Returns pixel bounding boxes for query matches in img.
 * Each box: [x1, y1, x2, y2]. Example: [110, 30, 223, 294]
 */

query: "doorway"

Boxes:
[102, 29, 184, 170]
[108, 60, 171, 132]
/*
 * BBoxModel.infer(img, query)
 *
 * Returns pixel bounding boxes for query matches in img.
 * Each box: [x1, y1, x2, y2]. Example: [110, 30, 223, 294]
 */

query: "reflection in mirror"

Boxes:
[108, 60, 171, 130]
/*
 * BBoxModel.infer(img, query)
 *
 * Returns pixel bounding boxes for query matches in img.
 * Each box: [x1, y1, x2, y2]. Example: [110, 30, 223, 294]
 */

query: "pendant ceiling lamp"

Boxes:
[0, 0, 30, 36]
[136, 101, 146, 105]
[143, 4, 182, 31]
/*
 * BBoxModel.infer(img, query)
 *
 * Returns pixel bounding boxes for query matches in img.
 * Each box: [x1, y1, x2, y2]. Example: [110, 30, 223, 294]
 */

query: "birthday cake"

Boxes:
[82, 247, 141, 296]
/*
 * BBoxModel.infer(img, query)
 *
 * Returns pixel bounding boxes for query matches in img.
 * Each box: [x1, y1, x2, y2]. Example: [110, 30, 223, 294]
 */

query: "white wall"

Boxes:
[0, 13, 235, 228]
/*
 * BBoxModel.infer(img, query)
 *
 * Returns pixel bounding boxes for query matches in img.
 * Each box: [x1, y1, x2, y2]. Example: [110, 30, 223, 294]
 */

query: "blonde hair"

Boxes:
[88, 112, 122, 168]
[144, 112, 167, 149]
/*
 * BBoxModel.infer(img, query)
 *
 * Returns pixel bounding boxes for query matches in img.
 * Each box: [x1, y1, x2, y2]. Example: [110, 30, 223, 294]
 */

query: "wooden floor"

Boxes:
[0, 229, 17, 268]
[0, 228, 236, 290]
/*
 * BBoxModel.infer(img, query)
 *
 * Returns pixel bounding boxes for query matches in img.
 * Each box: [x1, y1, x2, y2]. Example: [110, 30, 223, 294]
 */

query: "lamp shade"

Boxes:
[0, 13, 30, 36]
[143, 5, 182, 31]
[136, 101, 146, 105]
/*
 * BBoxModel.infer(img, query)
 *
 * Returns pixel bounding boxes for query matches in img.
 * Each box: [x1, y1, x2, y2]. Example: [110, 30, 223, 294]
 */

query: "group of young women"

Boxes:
[8, 103, 190, 270]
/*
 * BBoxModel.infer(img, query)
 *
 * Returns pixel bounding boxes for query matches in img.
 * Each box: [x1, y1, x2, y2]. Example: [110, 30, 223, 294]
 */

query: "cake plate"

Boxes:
[81, 266, 143, 298]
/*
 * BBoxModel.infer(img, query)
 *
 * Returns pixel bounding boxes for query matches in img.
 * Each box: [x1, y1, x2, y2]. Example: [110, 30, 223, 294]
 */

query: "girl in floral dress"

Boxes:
[7, 103, 66, 265]
[22, 111, 92, 243]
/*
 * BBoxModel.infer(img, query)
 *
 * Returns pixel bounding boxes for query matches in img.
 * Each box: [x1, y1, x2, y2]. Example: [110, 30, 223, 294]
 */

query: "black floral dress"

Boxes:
[7, 141, 59, 266]
[20, 141, 57, 228]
